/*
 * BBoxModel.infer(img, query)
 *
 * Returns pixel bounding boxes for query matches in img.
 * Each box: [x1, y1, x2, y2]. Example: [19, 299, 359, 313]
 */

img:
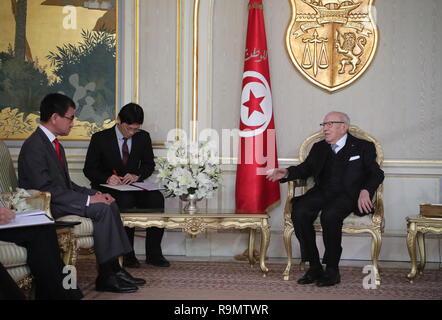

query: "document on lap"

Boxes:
[0, 210, 53, 230]
[100, 181, 164, 192]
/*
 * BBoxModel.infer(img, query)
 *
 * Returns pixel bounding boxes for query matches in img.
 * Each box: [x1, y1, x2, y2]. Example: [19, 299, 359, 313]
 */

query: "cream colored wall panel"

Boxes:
[383, 176, 439, 233]
[210, 0, 442, 160]
[138, 0, 177, 143]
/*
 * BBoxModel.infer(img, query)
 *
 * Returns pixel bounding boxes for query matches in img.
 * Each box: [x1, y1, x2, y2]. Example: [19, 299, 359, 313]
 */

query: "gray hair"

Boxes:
[328, 111, 350, 125]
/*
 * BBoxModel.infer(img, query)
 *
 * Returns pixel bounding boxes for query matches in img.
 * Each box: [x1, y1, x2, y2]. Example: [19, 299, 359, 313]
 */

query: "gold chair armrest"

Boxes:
[372, 184, 384, 229]
[284, 179, 307, 216]
[1, 190, 52, 219]
[26, 191, 52, 219]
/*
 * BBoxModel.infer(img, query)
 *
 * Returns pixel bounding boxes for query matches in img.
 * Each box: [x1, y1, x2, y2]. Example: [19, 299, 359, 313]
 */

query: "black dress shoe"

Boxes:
[297, 266, 324, 285]
[115, 269, 147, 286]
[95, 274, 138, 293]
[316, 269, 341, 287]
[146, 255, 170, 267]
[123, 255, 141, 268]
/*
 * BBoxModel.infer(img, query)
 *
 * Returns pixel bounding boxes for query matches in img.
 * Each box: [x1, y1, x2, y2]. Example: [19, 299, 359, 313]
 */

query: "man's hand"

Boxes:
[266, 168, 288, 182]
[106, 175, 122, 185]
[0, 206, 16, 225]
[90, 193, 115, 205]
[358, 189, 373, 214]
[121, 174, 139, 185]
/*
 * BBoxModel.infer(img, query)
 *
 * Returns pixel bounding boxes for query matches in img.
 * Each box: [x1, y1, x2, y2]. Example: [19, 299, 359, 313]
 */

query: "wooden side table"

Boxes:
[406, 215, 442, 283]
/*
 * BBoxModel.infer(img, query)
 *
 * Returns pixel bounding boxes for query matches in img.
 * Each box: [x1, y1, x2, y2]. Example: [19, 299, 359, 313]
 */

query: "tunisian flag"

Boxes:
[235, 0, 280, 213]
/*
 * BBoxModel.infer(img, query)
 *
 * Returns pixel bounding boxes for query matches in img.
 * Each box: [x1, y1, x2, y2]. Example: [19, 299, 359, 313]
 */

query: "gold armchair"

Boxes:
[282, 126, 384, 285]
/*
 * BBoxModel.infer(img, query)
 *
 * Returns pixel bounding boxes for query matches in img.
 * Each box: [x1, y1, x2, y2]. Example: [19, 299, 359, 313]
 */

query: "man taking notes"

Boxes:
[84, 103, 169, 268]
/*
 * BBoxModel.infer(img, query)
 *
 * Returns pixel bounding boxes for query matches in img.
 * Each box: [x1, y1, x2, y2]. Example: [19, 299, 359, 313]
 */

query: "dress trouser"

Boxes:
[291, 188, 354, 269]
[0, 224, 83, 300]
[104, 189, 165, 258]
[83, 201, 132, 264]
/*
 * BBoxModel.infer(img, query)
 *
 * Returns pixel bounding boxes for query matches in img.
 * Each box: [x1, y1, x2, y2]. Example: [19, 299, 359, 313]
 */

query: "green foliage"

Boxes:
[0, 46, 50, 116]
[47, 30, 116, 124]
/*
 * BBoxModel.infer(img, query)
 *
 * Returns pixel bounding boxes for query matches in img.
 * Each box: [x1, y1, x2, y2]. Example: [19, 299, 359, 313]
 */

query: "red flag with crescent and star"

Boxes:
[235, 0, 280, 214]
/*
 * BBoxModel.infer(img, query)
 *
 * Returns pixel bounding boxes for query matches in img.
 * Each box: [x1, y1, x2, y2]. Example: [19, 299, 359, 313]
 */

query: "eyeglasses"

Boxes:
[122, 124, 140, 133]
[62, 115, 75, 122]
[320, 121, 345, 128]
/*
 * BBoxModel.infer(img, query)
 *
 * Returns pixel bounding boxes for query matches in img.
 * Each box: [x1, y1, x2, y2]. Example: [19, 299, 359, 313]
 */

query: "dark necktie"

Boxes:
[53, 138, 64, 167]
[122, 138, 129, 166]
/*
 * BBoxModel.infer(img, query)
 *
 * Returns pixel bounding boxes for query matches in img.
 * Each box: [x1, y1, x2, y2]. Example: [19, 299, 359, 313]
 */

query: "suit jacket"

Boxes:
[83, 126, 156, 189]
[281, 133, 384, 209]
[18, 127, 96, 219]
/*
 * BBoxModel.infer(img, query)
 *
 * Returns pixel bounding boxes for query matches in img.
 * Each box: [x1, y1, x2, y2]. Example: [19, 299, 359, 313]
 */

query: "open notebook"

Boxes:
[0, 210, 54, 230]
[100, 181, 164, 192]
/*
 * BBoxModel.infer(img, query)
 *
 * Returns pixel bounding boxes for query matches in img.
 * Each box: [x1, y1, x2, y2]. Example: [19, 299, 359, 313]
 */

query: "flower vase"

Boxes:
[180, 194, 202, 213]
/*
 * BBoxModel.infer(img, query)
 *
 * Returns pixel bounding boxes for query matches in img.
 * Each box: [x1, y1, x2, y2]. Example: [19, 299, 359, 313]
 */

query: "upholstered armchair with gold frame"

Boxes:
[282, 126, 384, 285]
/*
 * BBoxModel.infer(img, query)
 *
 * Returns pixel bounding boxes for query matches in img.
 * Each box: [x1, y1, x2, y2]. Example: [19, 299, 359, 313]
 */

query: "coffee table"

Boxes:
[121, 209, 271, 277]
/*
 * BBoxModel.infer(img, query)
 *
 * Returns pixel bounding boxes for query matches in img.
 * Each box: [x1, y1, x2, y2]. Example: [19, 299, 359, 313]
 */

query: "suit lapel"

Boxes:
[109, 126, 124, 168]
[341, 133, 357, 168]
[36, 128, 70, 184]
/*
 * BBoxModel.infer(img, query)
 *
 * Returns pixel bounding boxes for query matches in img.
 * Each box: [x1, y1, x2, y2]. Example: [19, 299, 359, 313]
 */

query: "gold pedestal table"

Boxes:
[121, 209, 271, 277]
[406, 215, 442, 283]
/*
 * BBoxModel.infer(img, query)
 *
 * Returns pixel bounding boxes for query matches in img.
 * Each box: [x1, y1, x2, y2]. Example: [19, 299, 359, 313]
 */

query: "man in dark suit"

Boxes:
[0, 205, 83, 300]
[83, 103, 169, 268]
[18, 93, 146, 293]
[267, 111, 384, 287]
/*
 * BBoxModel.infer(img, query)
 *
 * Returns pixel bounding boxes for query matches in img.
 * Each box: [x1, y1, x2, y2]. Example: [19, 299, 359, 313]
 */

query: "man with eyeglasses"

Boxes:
[267, 111, 384, 287]
[18, 93, 146, 294]
[84, 103, 169, 269]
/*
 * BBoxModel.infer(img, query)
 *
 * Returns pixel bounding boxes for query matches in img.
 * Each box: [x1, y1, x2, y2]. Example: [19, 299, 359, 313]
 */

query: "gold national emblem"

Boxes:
[286, 0, 378, 92]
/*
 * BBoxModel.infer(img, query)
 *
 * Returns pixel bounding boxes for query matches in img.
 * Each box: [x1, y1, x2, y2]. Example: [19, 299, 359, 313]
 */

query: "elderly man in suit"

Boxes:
[18, 93, 146, 293]
[83, 103, 168, 268]
[267, 111, 384, 287]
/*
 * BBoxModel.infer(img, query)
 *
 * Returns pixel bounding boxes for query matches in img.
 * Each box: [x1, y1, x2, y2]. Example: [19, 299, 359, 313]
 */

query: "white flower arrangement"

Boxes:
[156, 140, 222, 199]
[1, 188, 34, 212]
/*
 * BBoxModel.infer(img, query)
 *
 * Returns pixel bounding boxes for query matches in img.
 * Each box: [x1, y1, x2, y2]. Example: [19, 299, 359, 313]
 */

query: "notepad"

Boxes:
[100, 181, 164, 192]
[0, 210, 53, 230]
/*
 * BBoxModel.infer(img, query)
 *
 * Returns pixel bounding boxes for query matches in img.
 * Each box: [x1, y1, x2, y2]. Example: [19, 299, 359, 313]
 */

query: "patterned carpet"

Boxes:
[76, 257, 442, 300]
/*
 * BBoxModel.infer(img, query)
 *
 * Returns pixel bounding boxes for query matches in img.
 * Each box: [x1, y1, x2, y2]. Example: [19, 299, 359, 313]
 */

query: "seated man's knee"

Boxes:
[320, 209, 343, 227]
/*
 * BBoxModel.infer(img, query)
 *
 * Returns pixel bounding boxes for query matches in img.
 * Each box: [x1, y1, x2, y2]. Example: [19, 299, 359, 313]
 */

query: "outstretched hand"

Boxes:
[266, 168, 288, 182]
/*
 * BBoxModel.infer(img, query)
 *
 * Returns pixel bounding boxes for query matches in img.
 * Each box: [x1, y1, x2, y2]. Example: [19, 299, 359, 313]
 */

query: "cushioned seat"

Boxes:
[57, 215, 94, 249]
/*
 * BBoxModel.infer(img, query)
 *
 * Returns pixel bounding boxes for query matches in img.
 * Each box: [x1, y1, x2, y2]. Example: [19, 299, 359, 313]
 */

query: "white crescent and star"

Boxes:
[240, 71, 273, 138]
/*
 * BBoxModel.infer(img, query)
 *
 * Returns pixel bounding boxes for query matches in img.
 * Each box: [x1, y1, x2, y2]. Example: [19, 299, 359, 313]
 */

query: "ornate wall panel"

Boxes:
[138, 0, 179, 144]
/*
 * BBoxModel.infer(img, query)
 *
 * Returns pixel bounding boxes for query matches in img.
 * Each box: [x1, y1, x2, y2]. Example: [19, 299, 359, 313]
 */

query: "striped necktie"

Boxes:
[331, 144, 339, 154]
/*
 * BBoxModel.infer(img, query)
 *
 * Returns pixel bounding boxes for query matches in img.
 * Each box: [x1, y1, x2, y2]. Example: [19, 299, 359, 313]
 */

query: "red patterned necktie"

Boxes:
[53, 138, 64, 167]
[122, 138, 129, 166]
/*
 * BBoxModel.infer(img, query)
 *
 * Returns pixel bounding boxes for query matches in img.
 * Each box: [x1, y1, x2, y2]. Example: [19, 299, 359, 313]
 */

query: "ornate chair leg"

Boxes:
[370, 229, 382, 286]
[283, 223, 294, 280]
